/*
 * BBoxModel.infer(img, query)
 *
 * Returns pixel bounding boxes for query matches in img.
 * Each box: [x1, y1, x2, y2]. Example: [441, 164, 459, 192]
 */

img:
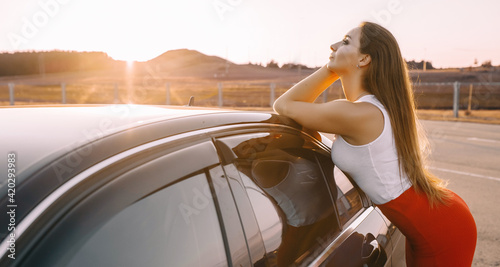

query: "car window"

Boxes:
[19, 140, 231, 267]
[216, 130, 340, 266]
[66, 172, 227, 267]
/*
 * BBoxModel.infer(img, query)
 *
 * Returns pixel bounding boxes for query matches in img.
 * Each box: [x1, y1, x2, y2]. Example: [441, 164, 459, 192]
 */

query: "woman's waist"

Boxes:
[350, 172, 412, 205]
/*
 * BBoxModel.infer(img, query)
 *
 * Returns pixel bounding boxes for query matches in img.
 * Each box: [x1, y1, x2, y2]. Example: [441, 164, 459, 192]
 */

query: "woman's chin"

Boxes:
[326, 62, 336, 71]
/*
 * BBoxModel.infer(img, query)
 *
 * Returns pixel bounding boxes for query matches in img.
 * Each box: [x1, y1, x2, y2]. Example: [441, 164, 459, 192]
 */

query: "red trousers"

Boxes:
[378, 187, 477, 267]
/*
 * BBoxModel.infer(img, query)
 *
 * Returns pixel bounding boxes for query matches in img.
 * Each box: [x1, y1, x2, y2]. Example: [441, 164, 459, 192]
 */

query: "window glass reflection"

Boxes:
[66, 173, 227, 267]
[217, 131, 339, 266]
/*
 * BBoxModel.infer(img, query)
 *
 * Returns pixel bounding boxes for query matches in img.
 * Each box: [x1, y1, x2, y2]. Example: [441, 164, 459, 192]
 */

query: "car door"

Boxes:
[313, 164, 392, 267]
[213, 126, 395, 267]
[6, 135, 250, 267]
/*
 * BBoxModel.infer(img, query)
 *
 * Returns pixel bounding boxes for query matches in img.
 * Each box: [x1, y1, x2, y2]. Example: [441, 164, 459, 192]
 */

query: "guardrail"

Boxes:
[414, 81, 500, 117]
[2, 81, 500, 118]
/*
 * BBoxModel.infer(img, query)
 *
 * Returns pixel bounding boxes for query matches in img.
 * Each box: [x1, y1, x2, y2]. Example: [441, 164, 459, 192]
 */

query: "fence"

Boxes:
[1, 80, 500, 117]
[413, 81, 500, 117]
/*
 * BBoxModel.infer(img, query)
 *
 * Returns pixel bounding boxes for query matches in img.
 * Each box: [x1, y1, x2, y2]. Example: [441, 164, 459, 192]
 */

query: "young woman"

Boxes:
[273, 21, 477, 266]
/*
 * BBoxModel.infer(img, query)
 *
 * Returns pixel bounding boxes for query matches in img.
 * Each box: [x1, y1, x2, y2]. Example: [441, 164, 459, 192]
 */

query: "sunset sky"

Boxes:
[1, 0, 499, 68]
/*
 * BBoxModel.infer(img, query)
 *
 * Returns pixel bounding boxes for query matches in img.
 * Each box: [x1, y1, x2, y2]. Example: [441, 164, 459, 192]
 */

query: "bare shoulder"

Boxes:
[342, 101, 384, 145]
[278, 99, 384, 145]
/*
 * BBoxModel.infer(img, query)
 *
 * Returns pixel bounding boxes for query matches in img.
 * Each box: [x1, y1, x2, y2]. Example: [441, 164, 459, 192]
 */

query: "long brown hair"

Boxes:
[358, 21, 450, 206]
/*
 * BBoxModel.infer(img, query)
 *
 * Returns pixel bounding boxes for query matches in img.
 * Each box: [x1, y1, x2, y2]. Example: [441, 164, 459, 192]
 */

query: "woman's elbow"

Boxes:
[272, 100, 281, 114]
[273, 98, 287, 115]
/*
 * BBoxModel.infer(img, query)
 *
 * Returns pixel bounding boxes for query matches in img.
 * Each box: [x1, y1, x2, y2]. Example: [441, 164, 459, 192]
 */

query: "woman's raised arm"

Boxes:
[272, 65, 381, 142]
[273, 65, 338, 114]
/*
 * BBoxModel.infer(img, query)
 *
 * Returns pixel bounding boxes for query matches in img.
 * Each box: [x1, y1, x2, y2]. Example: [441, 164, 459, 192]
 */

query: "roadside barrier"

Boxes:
[2, 80, 500, 118]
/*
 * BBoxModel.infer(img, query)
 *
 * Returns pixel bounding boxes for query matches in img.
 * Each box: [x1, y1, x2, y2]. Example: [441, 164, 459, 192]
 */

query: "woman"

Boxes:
[273, 21, 477, 266]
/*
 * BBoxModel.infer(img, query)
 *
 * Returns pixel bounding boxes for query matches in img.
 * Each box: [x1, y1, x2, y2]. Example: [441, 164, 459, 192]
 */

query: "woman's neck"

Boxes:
[340, 73, 369, 102]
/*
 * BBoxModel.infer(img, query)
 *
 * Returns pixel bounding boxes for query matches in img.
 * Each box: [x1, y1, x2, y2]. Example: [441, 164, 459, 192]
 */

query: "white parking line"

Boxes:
[467, 137, 500, 144]
[428, 166, 500, 182]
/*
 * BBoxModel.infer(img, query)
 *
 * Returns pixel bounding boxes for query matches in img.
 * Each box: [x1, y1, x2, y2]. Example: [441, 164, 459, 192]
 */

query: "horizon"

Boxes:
[1, 0, 499, 69]
[0, 48, 490, 70]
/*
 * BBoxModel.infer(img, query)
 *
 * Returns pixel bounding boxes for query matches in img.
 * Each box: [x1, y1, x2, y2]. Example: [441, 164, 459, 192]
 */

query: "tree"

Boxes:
[266, 60, 279, 68]
[481, 60, 492, 68]
[406, 60, 434, 70]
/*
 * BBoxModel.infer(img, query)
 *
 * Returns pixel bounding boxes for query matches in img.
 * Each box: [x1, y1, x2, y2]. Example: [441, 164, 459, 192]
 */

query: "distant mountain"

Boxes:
[139, 49, 235, 78]
[0, 49, 314, 80]
[148, 49, 232, 66]
[138, 48, 314, 80]
[2, 49, 497, 80]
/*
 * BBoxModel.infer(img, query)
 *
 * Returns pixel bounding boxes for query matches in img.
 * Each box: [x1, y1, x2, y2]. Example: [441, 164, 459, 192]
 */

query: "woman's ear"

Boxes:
[359, 54, 371, 68]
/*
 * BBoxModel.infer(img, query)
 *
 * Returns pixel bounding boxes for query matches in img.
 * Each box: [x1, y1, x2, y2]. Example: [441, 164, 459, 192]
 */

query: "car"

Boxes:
[0, 104, 405, 267]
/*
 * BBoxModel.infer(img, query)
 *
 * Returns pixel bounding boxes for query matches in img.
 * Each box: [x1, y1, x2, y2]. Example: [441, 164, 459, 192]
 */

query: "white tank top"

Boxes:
[331, 95, 412, 204]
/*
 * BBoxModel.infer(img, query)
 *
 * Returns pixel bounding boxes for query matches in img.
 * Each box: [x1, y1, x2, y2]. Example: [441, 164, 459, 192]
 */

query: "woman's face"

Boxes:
[327, 27, 364, 75]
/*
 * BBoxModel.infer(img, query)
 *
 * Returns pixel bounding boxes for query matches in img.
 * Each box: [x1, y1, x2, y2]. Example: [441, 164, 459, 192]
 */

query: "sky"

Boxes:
[1, 0, 499, 69]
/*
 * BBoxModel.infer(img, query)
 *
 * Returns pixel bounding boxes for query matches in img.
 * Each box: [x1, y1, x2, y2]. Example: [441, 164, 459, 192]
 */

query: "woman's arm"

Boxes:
[273, 65, 339, 114]
[272, 65, 380, 141]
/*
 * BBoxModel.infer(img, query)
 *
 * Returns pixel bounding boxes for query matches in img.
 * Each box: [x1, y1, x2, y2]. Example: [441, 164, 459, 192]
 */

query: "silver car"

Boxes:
[0, 104, 405, 266]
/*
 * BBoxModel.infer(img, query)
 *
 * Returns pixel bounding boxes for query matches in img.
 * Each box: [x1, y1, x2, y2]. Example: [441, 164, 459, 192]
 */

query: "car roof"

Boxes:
[1, 104, 230, 175]
[1, 104, 299, 185]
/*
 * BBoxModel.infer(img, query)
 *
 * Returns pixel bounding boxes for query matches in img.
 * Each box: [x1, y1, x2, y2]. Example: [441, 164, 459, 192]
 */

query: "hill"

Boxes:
[0, 49, 498, 87]
[1, 49, 498, 82]
[0, 49, 317, 82]
[136, 48, 315, 81]
[0, 49, 498, 109]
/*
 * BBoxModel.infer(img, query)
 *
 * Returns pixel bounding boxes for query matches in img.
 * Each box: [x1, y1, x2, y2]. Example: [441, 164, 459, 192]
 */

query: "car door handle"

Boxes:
[361, 234, 387, 267]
